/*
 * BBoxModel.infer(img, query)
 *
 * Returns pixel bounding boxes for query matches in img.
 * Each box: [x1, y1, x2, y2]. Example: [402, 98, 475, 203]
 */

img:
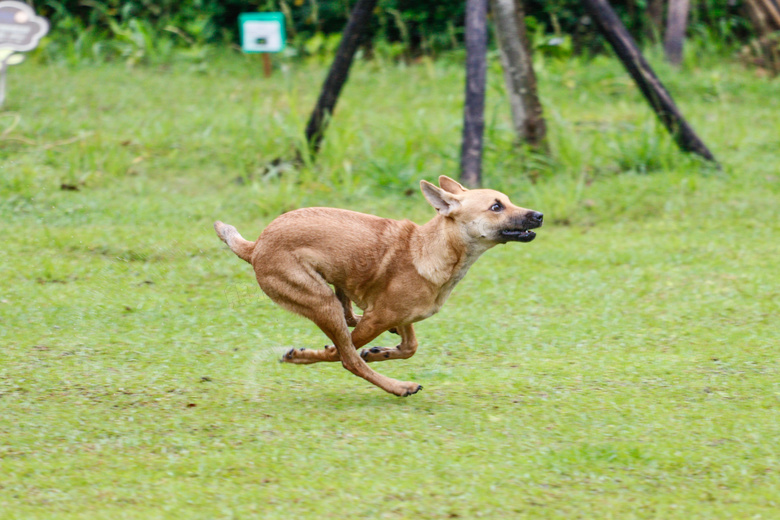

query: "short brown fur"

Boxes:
[214, 175, 542, 396]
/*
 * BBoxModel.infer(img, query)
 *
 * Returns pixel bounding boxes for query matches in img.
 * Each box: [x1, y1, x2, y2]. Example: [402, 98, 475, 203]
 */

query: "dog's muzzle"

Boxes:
[500, 211, 543, 243]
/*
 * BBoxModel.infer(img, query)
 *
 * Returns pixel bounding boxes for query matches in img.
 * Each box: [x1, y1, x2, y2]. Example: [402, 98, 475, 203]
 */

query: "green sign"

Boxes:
[239, 13, 286, 53]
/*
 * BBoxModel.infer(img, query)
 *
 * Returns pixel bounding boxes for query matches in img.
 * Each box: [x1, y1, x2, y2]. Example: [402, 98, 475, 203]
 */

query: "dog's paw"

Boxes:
[360, 346, 396, 362]
[398, 383, 423, 397]
[281, 345, 338, 364]
[280, 348, 296, 363]
[280, 347, 307, 363]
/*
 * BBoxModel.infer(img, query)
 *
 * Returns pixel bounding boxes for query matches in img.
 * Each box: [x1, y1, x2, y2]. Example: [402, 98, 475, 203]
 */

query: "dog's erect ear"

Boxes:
[421, 180, 461, 216]
[438, 175, 468, 194]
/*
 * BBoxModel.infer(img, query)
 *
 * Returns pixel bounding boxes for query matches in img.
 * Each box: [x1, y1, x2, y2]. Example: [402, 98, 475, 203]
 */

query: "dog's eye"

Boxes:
[490, 202, 504, 212]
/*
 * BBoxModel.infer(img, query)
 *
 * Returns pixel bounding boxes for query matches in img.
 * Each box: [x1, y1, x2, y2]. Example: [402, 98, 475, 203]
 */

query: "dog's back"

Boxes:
[216, 208, 419, 297]
[257, 208, 418, 296]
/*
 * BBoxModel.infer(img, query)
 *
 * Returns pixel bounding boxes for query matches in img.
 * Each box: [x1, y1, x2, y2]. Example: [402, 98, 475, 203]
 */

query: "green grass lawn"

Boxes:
[1, 51, 779, 518]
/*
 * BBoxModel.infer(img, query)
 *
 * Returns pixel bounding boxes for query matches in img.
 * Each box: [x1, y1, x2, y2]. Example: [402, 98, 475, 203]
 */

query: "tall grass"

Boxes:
[4, 49, 763, 217]
[3, 48, 771, 240]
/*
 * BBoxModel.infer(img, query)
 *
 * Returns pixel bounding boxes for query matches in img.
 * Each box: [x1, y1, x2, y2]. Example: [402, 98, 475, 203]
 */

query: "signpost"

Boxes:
[0, 1, 48, 105]
[239, 12, 286, 78]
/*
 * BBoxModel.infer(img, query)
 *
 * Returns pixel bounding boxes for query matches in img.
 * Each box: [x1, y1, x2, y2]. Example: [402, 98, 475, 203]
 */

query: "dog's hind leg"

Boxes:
[282, 317, 405, 365]
[281, 287, 360, 364]
[274, 273, 421, 396]
[358, 324, 418, 363]
[281, 344, 339, 364]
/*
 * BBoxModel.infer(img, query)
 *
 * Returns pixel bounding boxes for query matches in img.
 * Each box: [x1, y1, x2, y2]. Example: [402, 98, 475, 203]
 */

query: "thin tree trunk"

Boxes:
[646, 0, 665, 42]
[581, 0, 717, 163]
[745, 0, 780, 31]
[757, 0, 780, 28]
[460, 0, 489, 188]
[664, 0, 690, 66]
[491, 0, 547, 148]
[304, 0, 378, 155]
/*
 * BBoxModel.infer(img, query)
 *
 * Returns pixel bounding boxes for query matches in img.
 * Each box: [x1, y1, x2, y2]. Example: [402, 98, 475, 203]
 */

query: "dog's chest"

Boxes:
[421, 259, 475, 319]
[410, 235, 489, 321]
[413, 276, 467, 322]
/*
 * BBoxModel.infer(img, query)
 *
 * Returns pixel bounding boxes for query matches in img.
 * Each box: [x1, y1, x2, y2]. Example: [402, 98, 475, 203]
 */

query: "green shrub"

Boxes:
[36, 0, 754, 65]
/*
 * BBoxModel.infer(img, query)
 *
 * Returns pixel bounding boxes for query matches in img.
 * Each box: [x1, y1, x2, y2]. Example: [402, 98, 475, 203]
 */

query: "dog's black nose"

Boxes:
[530, 211, 543, 224]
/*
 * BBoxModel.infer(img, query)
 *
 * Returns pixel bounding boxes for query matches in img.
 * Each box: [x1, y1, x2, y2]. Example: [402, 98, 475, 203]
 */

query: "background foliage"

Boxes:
[35, 0, 754, 65]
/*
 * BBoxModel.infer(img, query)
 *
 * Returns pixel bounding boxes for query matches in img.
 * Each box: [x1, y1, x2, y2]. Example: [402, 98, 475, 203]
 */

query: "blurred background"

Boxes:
[2, 2, 779, 518]
[29, 0, 772, 70]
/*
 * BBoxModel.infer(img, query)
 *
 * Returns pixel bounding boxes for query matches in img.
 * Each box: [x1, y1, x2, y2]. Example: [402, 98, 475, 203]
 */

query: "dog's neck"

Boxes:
[412, 214, 492, 288]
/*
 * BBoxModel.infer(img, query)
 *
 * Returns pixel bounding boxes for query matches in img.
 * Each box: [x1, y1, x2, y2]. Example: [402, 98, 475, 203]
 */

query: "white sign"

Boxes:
[0, 1, 49, 105]
[239, 13, 286, 54]
[0, 1, 49, 51]
[242, 21, 284, 52]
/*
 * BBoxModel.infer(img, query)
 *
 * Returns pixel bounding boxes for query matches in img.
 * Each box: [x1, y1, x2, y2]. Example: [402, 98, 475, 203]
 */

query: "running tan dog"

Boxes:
[214, 175, 542, 397]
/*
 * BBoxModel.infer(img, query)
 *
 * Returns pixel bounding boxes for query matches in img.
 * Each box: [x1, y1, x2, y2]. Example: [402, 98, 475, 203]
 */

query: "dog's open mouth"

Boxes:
[500, 229, 537, 242]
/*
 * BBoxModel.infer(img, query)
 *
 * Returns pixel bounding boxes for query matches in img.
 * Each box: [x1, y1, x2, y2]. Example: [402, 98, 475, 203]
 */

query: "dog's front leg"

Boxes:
[335, 288, 402, 335]
[359, 324, 417, 362]
[278, 300, 421, 396]
[282, 322, 409, 365]
[336, 288, 361, 327]
[345, 313, 422, 396]
[283, 322, 411, 365]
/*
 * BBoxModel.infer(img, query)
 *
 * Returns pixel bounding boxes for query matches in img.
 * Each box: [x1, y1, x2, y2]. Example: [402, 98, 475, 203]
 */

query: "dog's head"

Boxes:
[420, 175, 543, 244]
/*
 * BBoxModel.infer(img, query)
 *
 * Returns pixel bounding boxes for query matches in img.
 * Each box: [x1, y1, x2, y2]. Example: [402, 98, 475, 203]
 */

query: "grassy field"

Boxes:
[1, 50, 779, 518]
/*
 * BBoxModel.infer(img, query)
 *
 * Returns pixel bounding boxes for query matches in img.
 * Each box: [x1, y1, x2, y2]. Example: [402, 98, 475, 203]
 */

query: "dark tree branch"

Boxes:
[304, 0, 378, 156]
[582, 0, 717, 163]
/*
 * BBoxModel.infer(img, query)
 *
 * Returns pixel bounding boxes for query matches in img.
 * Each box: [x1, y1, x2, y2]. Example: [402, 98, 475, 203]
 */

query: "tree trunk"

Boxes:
[664, 0, 690, 66]
[744, 0, 780, 75]
[304, 0, 378, 156]
[581, 0, 717, 163]
[460, 0, 489, 188]
[646, 0, 665, 42]
[491, 0, 547, 148]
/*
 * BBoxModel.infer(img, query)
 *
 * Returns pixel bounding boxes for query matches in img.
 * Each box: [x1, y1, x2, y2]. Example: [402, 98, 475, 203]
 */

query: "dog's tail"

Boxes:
[214, 221, 255, 263]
